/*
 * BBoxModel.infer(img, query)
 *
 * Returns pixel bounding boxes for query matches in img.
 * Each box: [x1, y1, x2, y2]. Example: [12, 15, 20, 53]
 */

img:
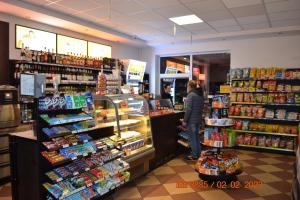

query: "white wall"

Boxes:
[142, 34, 300, 94]
[0, 12, 141, 60]
[155, 35, 300, 68]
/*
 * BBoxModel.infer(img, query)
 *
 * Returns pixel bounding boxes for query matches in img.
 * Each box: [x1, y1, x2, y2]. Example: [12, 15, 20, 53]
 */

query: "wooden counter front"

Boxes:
[149, 112, 184, 170]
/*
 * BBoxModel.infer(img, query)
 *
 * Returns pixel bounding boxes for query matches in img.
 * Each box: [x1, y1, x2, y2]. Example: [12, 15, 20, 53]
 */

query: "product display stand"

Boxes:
[36, 94, 130, 200]
[229, 68, 300, 154]
[196, 95, 242, 183]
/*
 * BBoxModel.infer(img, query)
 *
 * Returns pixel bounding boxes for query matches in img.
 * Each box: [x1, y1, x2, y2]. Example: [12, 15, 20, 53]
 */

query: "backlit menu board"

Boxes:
[88, 42, 112, 58]
[57, 35, 87, 56]
[16, 25, 56, 52]
[126, 59, 146, 83]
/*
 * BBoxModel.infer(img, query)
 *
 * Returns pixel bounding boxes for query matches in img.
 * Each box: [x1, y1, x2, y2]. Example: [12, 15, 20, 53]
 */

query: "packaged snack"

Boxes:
[237, 93, 244, 102]
[243, 68, 250, 79]
[295, 94, 300, 104]
[258, 136, 266, 146]
[252, 106, 259, 118]
[262, 94, 268, 103]
[255, 94, 263, 103]
[285, 70, 292, 79]
[229, 106, 235, 116]
[250, 136, 258, 146]
[287, 112, 298, 120]
[260, 69, 267, 79]
[244, 134, 252, 145]
[275, 68, 284, 79]
[292, 85, 300, 92]
[234, 105, 241, 116]
[240, 106, 246, 116]
[236, 120, 243, 130]
[43, 141, 59, 151]
[249, 93, 255, 102]
[256, 81, 262, 90]
[262, 81, 269, 90]
[244, 93, 250, 102]
[272, 137, 280, 148]
[256, 107, 265, 118]
[246, 106, 252, 117]
[257, 123, 266, 132]
[268, 81, 277, 91]
[230, 93, 237, 102]
[286, 93, 295, 104]
[238, 81, 244, 91]
[285, 85, 292, 92]
[279, 138, 287, 148]
[242, 120, 249, 130]
[249, 81, 256, 92]
[256, 68, 261, 79]
[290, 126, 298, 135]
[267, 94, 275, 103]
[265, 137, 272, 147]
[277, 84, 284, 91]
[275, 109, 286, 119]
[250, 68, 256, 78]
[286, 139, 294, 150]
[265, 109, 274, 119]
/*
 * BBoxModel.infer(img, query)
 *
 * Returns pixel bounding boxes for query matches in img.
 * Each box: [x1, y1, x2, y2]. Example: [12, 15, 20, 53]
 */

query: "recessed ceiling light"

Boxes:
[169, 14, 203, 25]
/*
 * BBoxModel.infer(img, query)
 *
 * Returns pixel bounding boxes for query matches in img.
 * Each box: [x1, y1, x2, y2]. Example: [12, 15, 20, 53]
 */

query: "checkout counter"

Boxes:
[149, 99, 184, 169]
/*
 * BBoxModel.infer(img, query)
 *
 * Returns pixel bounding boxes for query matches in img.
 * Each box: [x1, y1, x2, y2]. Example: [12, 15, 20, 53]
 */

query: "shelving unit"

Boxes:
[196, 95, 242, 182]
[229, 68, 300, 154]
[35, 94, 131, 199]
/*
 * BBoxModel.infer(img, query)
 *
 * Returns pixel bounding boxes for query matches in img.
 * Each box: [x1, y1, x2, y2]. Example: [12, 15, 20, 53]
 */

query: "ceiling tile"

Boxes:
[129, 10, 166, 22]
[222, 0, 262, 8]
[46, 3, 79, 15]
[182, 23, 212, 31]
[208, 19, 238, 28]
[179, 0, 203, 3]
[56, 0, 99, 11]
[266, 0, 300, 13]
[83, 7, 110, 20]
[155, 4, 193, 18]
[197, 10, 233, 21]
[136, 0, 180, 9]
[185, 0, 227, 13]
[237, 15, 268, 25]
[241, 22, 269, 30]
[215, 25, 242, 32]
[192, 28, 217, 35]
[111, 0, 145, 15]
[230, 4, 266, 18]
[160, 26, 187, 35]
[142, 20, 174, 29]
[271, 18, 300, 27]
[269, 10, 300, 21]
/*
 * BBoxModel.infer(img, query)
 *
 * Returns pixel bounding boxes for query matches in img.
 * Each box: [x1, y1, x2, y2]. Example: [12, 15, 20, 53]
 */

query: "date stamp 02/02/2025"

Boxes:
[176, 180, 263, 189]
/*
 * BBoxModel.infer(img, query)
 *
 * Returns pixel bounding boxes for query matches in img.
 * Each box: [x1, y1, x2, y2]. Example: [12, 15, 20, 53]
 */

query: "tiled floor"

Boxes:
[0, 150, 295, 200]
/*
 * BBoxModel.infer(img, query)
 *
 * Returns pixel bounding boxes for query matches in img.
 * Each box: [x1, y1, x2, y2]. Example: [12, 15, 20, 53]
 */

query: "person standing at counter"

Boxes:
[182, 81, 204, 160]
[161, 83, 173, 106]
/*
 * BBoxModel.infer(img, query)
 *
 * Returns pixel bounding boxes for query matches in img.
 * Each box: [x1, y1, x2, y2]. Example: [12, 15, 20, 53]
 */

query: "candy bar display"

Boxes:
[236, 133, 295, 150]
[229, 105, 300, 120]
[40, 112, 94, 126]
[230, 92, 298, 104]
[204, 128, 228, 147]
[195, 150, 242, 176]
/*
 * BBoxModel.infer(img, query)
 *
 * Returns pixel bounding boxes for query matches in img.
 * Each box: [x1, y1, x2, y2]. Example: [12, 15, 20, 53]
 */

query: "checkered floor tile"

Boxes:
[0, 150, 295, 200]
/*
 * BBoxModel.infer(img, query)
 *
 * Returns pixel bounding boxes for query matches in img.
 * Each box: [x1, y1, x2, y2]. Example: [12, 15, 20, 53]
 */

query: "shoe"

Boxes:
[185, 155, 198, 161]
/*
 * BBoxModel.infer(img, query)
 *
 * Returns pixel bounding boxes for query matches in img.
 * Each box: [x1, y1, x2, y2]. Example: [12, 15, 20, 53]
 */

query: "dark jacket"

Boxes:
[161, 91, 173, 105]
[184, 88, 204, 125]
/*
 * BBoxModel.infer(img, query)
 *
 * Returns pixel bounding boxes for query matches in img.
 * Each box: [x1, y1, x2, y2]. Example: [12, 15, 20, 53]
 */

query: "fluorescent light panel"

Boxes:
[169, 14, 203, 25]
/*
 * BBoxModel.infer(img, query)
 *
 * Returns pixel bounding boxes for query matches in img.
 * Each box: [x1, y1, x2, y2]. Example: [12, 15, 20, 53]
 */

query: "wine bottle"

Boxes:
[52, 49, 56, 63]
[47, 49, 52, 63]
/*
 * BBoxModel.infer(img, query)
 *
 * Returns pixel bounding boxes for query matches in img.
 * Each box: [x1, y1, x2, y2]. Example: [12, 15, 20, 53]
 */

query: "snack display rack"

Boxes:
[196, 95, 242, 182]
[228, 67, 300, 154]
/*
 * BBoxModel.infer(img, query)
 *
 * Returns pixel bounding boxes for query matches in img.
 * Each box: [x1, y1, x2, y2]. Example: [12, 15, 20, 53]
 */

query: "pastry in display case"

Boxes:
[93, 94, 154, 161]
[149, 99, 174, 117]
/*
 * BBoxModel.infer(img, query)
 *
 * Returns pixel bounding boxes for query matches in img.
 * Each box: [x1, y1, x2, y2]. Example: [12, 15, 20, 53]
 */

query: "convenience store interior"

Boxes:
[0, 0, 300, 200]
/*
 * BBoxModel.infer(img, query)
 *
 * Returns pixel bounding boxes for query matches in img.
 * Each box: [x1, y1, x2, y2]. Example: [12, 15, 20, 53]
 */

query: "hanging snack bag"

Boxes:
[250, 136, 258, 146]
[279, 138, 287, 148]
[272, 137, 280, 148]
[237, 93, 244, 102]
[230, 93, 237, 102]
[243, 68, 250, 79]
[258, 136, 266, 146]
[286, 139, 294, 150]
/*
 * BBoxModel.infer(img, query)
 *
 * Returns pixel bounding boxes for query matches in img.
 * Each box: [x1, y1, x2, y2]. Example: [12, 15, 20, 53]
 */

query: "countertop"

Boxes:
[10, 130, 36, 140]
[0, 124, 32, 134]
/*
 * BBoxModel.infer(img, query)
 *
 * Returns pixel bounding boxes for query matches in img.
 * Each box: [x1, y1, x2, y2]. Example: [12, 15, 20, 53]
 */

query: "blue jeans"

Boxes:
[188, 123, 201, 158]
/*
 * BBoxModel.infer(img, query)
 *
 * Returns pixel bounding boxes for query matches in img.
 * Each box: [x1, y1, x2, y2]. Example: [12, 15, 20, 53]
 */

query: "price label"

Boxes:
[71, 157, 77, 160]
[83, 140, 88, 143]
[83, 153, 88, 157]
[72, 143, 78, 146]
[57, 178, 63, 182]
[73, 172, 79, 176]
[87, 183, 92, 187]
[85, 168, 90, 171]
[62, 144, 69, 148]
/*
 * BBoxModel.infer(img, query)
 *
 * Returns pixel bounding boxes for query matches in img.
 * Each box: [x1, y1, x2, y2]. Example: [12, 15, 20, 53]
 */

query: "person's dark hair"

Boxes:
[195, 86, 204, 97]
[163, 83, 171, 89]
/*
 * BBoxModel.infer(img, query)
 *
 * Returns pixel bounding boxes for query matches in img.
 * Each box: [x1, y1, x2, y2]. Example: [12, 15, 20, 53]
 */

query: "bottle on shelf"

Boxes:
[52, 49, 56, 64]
[20, 43, 25, 60]
[43, 47, 47, 63]
[47, 49, 52, 63]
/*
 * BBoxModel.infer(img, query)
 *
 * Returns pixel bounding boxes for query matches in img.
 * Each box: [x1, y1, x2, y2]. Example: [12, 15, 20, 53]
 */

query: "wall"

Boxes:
[0, 12, 141, 60]
[143, 34, 300, 94]
[155, 35, 300, 68]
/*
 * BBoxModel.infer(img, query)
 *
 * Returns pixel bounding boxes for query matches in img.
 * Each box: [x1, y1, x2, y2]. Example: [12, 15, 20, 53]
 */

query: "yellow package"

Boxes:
[260, 68, 266, 79]
[256, 68, 261, 79]
[250, 68, 256, 79]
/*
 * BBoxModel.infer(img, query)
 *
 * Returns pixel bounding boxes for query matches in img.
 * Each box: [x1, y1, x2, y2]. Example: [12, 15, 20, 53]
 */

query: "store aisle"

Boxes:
[0, 150, 294, 200]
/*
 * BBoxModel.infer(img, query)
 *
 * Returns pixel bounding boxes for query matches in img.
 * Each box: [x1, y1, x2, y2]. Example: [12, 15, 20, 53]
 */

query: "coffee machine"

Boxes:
[0, 85, 20, 128]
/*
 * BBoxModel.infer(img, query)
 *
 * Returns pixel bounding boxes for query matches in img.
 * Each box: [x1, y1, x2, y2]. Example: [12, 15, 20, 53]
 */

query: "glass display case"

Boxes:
[93, 94, 154, 161]
[149, 99, 174, 117]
